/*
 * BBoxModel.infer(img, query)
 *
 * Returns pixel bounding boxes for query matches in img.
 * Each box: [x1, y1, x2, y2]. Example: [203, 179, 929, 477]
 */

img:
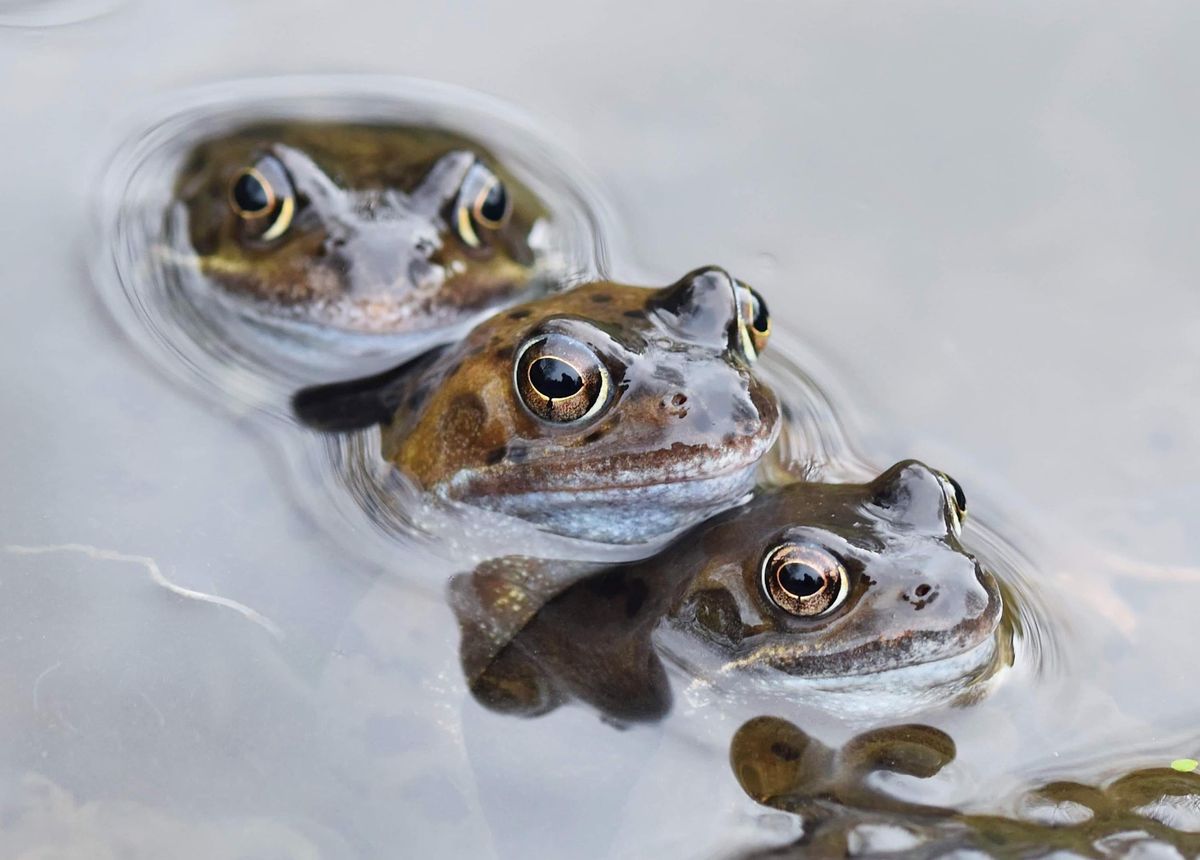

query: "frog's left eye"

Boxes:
[736, 285, 771, 361]
[761, 542, 849, 617]
[514, 332, 610, 424]
[229, 155, 295, 242]
[454, 162, 512, 249]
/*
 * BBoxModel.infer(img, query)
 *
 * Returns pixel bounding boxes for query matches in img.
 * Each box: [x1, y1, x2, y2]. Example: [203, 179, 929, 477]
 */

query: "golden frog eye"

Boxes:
[229, 154, 295, 242]
[761, 542, 849, 617]
[455, 162, 512, 248]
[936, 470, 968, 537]
[735, 284, 771, 361]
[514, 333, 610, 424]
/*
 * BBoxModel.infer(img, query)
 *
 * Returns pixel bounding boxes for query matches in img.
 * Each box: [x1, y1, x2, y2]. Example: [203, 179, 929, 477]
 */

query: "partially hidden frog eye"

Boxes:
[936, 471, 968, 537]
[514, 332, 610, 423]
[229, 154, 295, 242]
[761, 541, 849, 617]
[454, 161, 512, 249]
[735, 284, 771, 361]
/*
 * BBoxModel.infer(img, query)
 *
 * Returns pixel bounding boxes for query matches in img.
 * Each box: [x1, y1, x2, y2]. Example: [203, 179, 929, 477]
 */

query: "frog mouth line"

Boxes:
[163, 244, 539, 334]
[441, 431, 778, 500]
[436, 436, 776, 544]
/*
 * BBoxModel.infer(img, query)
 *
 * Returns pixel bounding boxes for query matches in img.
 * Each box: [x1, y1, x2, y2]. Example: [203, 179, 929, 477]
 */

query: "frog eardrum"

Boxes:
[761, 541, 849, 617]
[228, 154, 295, 242]
[514, 332, 611, 423]
[454, 161, 512, 249]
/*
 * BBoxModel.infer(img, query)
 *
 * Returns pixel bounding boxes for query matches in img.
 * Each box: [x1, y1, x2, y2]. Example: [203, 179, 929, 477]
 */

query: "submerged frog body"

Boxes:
[294, 266, 779, 544]
[451, 460, 1003, 722]
[173, 121, 549, 336]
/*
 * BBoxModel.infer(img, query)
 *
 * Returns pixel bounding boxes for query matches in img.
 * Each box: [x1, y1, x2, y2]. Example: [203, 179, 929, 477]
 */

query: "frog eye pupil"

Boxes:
[762, 542, 848, 617]
[529, 357, 583, 399]
[751, 292, 770, 334]
[477, 180, 508, 225]
[515, 334, 611, 424]
[777, 563, 823, 598]
[947, 475, 967, 514]
[232, 171, 271, 215]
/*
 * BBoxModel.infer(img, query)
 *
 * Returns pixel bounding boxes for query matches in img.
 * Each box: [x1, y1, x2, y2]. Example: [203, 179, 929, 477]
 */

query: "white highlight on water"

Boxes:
[5, 543, 283, 640]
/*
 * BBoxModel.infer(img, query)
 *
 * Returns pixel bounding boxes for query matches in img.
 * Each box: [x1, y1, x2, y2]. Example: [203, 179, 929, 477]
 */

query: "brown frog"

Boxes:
[294, 266, 778, 544]
[172, 121, 549, 337]
[450, 460, 1003, 722]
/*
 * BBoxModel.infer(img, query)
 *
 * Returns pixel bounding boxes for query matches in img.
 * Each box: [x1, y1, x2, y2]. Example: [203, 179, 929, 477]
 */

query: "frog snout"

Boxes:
[331, 216, 447, 299]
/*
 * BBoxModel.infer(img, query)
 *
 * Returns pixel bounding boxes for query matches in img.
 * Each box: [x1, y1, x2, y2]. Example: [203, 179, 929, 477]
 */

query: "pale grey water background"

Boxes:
[1, 3, 1198, 857]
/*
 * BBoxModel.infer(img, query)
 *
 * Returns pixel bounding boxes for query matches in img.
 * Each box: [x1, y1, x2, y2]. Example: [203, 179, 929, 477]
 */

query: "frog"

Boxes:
[293, 265, 779, 544]
[731, 715, 1200, 857]
[171, 120, 550, 338]
[449, 460, 1004, 722]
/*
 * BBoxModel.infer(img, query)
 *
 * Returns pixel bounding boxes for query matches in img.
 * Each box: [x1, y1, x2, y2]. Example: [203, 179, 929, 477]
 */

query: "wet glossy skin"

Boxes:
[731, 716, 1200, 857]
[671, 459, 999, 681]
[450, 460, 1003, 722]
[173, 121, 548, 334]
[294, 266, 779, 543]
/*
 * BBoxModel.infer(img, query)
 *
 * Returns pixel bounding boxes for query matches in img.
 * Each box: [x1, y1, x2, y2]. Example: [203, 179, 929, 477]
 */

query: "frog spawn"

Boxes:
[729, 716, 1200, 858]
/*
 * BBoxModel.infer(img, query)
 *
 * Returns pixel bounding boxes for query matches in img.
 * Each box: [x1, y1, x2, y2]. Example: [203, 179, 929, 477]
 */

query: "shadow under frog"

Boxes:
[293, 266, 778, 544]
[449, 460, 1006, 724]
[730, 716, 1200, 857]
[171, 121, 550, 340]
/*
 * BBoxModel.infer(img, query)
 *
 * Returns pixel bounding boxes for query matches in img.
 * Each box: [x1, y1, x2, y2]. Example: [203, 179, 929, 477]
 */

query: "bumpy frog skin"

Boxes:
[173, 121, 548, 335]
[294, 266, 779, 544]
[450, 460, 1003, 722]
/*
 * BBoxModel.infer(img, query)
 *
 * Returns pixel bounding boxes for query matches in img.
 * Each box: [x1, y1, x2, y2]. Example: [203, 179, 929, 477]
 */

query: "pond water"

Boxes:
[2, 3, 1199, 857]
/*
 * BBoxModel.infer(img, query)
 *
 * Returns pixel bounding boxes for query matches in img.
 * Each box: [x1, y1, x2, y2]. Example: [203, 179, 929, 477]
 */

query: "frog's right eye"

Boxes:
[736, 285, 771, 361]
[514, 332, 610, 424]
[936, 471, 967, 537]
[229, 155, 295, 242]
[453, 161, 512, 249]
[761, 541, 849, 617]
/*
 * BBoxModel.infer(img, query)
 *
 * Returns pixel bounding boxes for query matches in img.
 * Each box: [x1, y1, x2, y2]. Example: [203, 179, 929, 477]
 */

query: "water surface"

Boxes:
[1, 3, 1198, 857]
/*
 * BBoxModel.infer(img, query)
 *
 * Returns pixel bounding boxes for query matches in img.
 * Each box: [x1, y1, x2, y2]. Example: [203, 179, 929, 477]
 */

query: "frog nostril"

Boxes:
[902, 583, 938, 610]
[662, 392, 689, 417]
[408, 259, 446, 295]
